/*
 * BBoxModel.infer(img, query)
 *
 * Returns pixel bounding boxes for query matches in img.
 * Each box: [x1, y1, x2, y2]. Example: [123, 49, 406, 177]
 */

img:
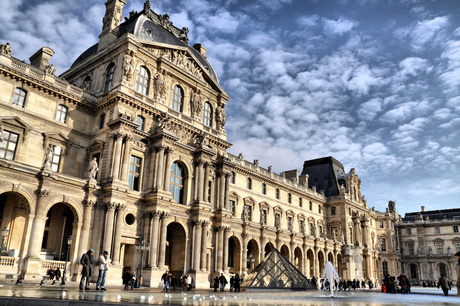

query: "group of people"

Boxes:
[212, 273, 242, 292]
[46, 267, 62, 284]
[160, 270, 179, 291]
[79, 249, 111, 291]
[381, 274, 411, 294]
[311, 276, 375, 291]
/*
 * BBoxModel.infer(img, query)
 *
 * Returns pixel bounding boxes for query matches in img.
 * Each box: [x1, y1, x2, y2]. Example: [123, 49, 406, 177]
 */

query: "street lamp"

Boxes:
[136, 237, 149, 288]
[60, 235, 72, 286]
[1, 226, 8, 255]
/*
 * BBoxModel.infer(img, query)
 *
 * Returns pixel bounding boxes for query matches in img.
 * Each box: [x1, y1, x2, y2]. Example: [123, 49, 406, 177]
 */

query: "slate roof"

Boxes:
[300, 156, 346, 197]
[403, 208, 460, 221]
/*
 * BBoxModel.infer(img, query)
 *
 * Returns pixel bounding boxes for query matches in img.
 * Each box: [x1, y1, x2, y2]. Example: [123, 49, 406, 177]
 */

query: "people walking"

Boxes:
[438, 274, 450, 296]
[213, 276, 219, 292]
[171, 275, 177, 291]
[129, 270, 136, 290]
[186, 274, 192, 291]
[79, 249, 94, 291]
[96, 251, 111, 291]
[234, 274, 241, 292]
[161, 270, 170, 292]
[55, 268, 61, 282]
[219, 273, 228, 292]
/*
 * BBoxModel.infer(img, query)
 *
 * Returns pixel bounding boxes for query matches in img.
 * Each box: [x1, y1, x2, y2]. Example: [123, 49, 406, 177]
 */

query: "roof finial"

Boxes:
[144, 0, 151, 11]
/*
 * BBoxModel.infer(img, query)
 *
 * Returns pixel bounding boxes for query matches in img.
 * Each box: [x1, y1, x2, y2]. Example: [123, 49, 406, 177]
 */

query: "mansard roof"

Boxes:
[300, 156, 345, 197]
[403, 208, 460, 221]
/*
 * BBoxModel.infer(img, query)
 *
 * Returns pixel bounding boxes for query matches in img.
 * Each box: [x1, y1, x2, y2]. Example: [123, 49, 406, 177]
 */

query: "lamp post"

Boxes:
[136, 237, 149, 288]
[1, 226, 8, 255]
[60, 235, 72, 286]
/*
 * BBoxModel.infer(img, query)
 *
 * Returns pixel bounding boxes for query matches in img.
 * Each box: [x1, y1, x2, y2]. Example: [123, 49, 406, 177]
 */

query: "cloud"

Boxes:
[323, 17, 357, 36]
[395, 16, 449, 52]
[357, 98, 383, 121]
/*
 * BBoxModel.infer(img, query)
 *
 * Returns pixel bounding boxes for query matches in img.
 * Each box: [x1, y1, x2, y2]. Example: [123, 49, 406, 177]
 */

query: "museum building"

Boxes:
[0, 0, 405, 287]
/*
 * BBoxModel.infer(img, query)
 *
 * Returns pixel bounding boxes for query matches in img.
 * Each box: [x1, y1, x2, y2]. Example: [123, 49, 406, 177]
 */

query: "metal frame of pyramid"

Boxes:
[241, 248, 317, 291]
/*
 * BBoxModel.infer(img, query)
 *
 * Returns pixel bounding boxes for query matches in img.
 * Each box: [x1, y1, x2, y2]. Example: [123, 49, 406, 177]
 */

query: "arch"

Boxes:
[42, 197, 82, 223]
[407, 262, 419, 280]
[246, 239, 259, 271]
[294, 247, 303, 272]
[327, 251, 334, 265]
[203, 101, 213, 127]
[436, 262, 449, 278]
[228, 236, 241, 274]
[135, 65, 150, 95]
[171, 85, 184, 112]
[165, 222, 187, 276]
[0, 187, 35, 214]
[280, 244, 289, 259]
[306, 249, 314, 277]
[318, 250, 325, 275]
[264, 242, 274, 257]
[336, 253, 343, 278]
[104, 62, 115, 93]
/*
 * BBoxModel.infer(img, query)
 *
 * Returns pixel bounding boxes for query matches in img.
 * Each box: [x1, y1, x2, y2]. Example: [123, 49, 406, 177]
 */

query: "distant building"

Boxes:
[0, 0, 400, 286]
[398, 206, 460, 284]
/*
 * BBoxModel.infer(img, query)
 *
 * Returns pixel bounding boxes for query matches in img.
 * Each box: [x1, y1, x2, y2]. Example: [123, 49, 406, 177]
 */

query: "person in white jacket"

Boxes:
[96, 251, 111, 290]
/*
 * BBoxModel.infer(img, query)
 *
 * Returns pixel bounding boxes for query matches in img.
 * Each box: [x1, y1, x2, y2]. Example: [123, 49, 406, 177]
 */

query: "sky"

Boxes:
[1, 0, 460, 216]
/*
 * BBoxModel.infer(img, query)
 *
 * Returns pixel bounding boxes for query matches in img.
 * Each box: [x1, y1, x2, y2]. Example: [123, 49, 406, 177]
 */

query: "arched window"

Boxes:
[170, 162, 184, 204]
[104, 63, 115, 93]
[203, 102, 213, 127]
[137, 115, 145, 131]
[171, 85, 184, 112]
[136, 66, 150, 95]
[55, 105, 68, 123]
[12, 88, 27, 107]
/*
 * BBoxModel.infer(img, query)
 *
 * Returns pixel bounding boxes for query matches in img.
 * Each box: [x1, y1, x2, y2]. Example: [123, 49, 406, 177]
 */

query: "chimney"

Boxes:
[421, 206, 425, 212]
[98, 0, 126, 51]
[29, 47, 55, 70]
[193, 44, 207, 58]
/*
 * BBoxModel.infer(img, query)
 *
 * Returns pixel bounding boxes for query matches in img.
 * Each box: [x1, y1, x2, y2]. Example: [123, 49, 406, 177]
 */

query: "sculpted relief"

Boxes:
[147, 47, 204, 81]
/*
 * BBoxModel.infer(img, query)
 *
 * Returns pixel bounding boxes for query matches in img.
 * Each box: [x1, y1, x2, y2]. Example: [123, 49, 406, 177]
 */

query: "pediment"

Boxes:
[0, 116, 32, 131]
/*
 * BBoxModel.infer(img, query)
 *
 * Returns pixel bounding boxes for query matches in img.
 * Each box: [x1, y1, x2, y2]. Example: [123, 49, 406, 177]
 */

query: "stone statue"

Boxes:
[194, 132, 208, 147]
[288, 218, 293, 231]
[238, 153, 244, 160]
[82, 78, 92, 91]
[275, 214, 280, 228]
[323, 228, 327, 239]
[341, 231, 345, 242]
[312, 224, 317, 237]
[154, 68, 167, 98]
[428, 247, 432, 255]
[179, 27, 189, 43]
[0, 42, 12, 57]
[260, 211, 266, 225]
[44, 64, 56, 75]
[300, 221, 305, 233]
[0, 127, 4, 143]
[388, 200, 395, 212]
[161, 13, 172, 31]
[43, 144, 54, 169]
[253, 159, 259, 167]
[190, 89, 202, 116]
[242, 205, 249, 221]
[123, 50, 136, 81]
[268, 166, 272, 173]
[216, 105, 226, 128]
[157, 112, 170, 129]
[88, 157, 99, 180]
[448, 246, 452, 255]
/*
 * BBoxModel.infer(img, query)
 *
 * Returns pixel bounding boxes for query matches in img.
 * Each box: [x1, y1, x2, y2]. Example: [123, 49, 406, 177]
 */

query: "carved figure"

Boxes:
[300, 221, 305, 233]
[0, 42, 12, 56]
[44, 64, 56, 75]
[268, 166, 272, 173]
[0, 127, 4, 143]
[194, 132, 208, 147]
[312, 225, 317, 237]
[260, 211, 266, 225]
[288, 218, 293, 231]
[323, 228, 327, 239]
[154, 68, 167, 98]
[341, 231, 345, 242]
[190, 89, 202, 116]
[275, 214, 280, 228]
[157, 112, 170, 129]
[238, 153, 244, 160]
[88, 157, 99, 180]
[242, 205, 249, 221]
[216, 105, 227, 128]
[388, 200, 395, 212]
[82, 78, 92, 91]
[43, 144, 54, 169]
[253, 159, 259, 167]
[161, 13, 172, 31]
[123, 50, 136, 81]
[179, 27, 189, 43]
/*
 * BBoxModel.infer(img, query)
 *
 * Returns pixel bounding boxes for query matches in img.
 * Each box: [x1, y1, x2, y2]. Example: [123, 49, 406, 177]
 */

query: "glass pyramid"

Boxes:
[241, 248, 317, 291]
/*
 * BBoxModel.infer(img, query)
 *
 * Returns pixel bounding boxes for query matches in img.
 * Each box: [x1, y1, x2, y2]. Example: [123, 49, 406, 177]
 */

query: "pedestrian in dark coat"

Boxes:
[438, 274, 450, 296]
[79, 249, 94, 290]
[213, 276, 219, 292]
[234, 274, 241, 292]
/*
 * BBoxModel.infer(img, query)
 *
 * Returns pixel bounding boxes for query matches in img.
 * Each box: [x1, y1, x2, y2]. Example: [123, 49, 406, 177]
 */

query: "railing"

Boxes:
[0, 256, 15, 267]
[42, 260, 67, 270]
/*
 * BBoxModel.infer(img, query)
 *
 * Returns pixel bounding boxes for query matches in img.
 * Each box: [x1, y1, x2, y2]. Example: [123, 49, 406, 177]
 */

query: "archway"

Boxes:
[264, 242, 274, 257]
[327, 252, 334, 265]
[437, 262, 448, 279]
[294, 247, 302, 271]
[0, 192, 31, 258]
[336, 253, 343, 278]
[165, 222, 186, 277]
[42, 203, 75, 261]
[246, 239, 259, 271]
[280, 244, 289, 260]
[409, 263, 418, 280]
[318, 251, 325, 275]
[307, 249, 314, 277]
[228, 236, 241, 274]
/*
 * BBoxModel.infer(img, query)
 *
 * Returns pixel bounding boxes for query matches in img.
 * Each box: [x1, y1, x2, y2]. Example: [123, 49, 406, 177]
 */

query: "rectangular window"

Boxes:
[0, 130, 19, 160]
[407, 228, 412, 235]
[288, 193, 292, 203]
[13, 88, 26, 107]
[436, 242, 443, 255]
[319, 205, 322, 214]
[455, 241, 460, 253]
[245, 205, 252, 221]
[128, 156, 142, 191]
[331, 207, 336, 215]
[435, 227, 440, 234]
[453, 226, 458, 233]
[310, 223, 314, 235]
[380, 221, 384, 228]
[55, 105, 68, 123]
[299, 220, 305, 233]
[208, 181, 212, 202]
[309, 201, 312, 210]
[247, 178, 252, 189]
[229, 200, 235, 216]
[262, 183, 266, 195]
[99, 113, 105, 130]
[299, 197, 302, 207]
[50, 146, 62, 172]
[276, 189, 280, 199]
[230, 172, 235, 184]
[380, 238, 386, 252]
[408, 243, 414, 255]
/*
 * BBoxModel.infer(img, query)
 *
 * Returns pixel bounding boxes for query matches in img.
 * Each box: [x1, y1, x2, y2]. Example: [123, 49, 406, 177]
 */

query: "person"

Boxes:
[181, 274, 187, 290]
[171, 275, 177, 291]
[230, 275, 235, 292]
[219, 273, 228, 292]
[311, 276, 317, 288]
[213, 276, 219, 292]
[186, 274, 192, 291]
[234, 274, 241, 292]
[368, 279, 373, 289]
[96, 250, 111, 291]
[47, 268, 55, 284]
[79, 249, 94, 291]
[456, 251, 460, 297]
[55, 268, 61, 281]
[123, 270, 132, 290]
[161, 270, 170, 292]
[129, 270, 136, 290]
[438, 274, 450, 296]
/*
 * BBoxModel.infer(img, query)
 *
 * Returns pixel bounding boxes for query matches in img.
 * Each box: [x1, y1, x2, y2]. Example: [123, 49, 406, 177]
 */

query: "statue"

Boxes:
[43, 144, 54, 169]
[82, 78, 92, 91]
[154, 68, 167, 98]
[157, 112, 170, 129]
[238, 153, 244, 160]
[216, 105, 226, 128]
[123, 50, 136, 82]
[260, 211, 266, 225]
[44, 64, 56, 75]
[323, 228, 327, 239]
[190, 89, 202, 116]
[0, 42, 12, 56]
[300, 221, 305, 233]
[0, 127, 4, 143]
[388, 200, 396, 212]
[161, 13, 172, 31]
[288, 218, 293, 231]
[194, 132, 208, 147]
[179, 27, 189, 43]
[242, 205, 249, 221]
[275, 214, 280, 228]
[88, 157, 99, 180]
[253, 159, 259, 167]
[268, 166, 272, 173]
[428, 247, 432, 255]
[341, 231, 345, 242]
[312, 224, 317, 237]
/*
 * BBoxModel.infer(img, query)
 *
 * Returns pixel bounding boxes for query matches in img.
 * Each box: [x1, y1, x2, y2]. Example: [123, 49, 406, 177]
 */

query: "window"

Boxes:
[408, 243, 414, 255]
[435, 227, 440, 234]
[454, 226, 459, 233]
[99, 113, 105, 130]
[379, 221, 384, 228]
[171, 85, 183, 112]
[247, 178, 252, 189]
[288, 193, 292, 203]
[12, 88, 26, 107]
[104, 63, 115, 93]
[262, 183, 266, 195]
[331, 227, 338, 240]
[407, 228, 411, 235]
[331, 207, 336, 215]
[207, 181, 212, 202]
[348, 207, 351, 215]
[128, 156, 142, 191]
[229, 200, 236, 216]
[230, 171, 235, 184]
[382, 261, 388, 277]
[203, 102, 213, 127]
[309, 201, 312, 210]
[55, 105, 68, 123]
[244, 204, 252, 221]
[310, 223, 314, 235]
[455, 241, 460, 253]
[170, 162, 184, 204]
[50, 146, 62, 172]
[318, 205, 322, 214]
[436, 241, 443, 255]
[136, 66, 150, 95]
[410, 264, 417, 279]
[276, 189, 280, 199]
[299, 220, 305, 233]
[137, 115, 145, 131]
[319, 225, 323, 236]
[0, 130, 19, 160]
[380, 237, 386, 252]
[299, 197, 302, 207]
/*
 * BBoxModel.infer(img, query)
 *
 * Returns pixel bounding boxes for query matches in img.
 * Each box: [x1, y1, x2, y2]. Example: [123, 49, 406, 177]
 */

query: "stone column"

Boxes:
[313, 247, 319, 277]
[149, 211, 161, 268]
[216, 226, 224, 272]
[200, 222, 209, 271]
[218, 172, 225, 209]
[77, 201, 95, 259]
[120, 136, 132, 182]
[242, 233, 248, 273]
[158, 212, 170, 269]
[103, 203, 117, 255]
[155, 147, 165, 190]
[196, 162, 204, 202]
[27, 189, 49, 258]
[223, 227, 230, 272]
[163, 147, 173, 192]
[111, 133, 123, 180]
[203, 163, 210, 202]
[148, 146, 157, 190]
[193, 220, 202, 271]
[112, 204, 126, 265]
[224, 172, 230, 209]
[90, 203, 104, 254]
[363, 220, 369, 247]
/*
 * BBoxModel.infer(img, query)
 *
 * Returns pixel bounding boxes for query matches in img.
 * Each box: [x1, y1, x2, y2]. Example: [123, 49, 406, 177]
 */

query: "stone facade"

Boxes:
[398, 206, 460, 285]
[0, 1, 401, 287]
